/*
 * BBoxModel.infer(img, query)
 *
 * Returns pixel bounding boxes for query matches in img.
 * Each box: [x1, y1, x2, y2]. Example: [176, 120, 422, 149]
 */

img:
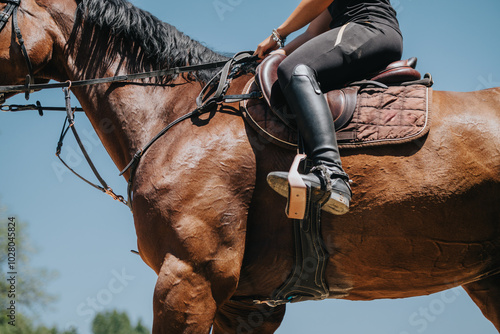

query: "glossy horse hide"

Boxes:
[0, 0, 499, 333]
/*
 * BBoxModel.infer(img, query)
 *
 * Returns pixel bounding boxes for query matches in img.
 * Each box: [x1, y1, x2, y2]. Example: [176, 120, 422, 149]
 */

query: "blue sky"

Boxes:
[1, 0, 499, 333]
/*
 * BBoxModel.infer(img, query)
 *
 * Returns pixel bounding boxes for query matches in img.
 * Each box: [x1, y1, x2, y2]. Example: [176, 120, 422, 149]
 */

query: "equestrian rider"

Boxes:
[254, 0, 403, 215]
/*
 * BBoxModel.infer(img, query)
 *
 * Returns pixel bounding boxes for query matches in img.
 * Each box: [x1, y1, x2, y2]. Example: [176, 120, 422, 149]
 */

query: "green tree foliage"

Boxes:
[92, 310, 149, 334]
[0, 204, 71, 334]
[1, 203, 149, 333]
[0, 313, 78, 334]
[0, 205, 58, 312]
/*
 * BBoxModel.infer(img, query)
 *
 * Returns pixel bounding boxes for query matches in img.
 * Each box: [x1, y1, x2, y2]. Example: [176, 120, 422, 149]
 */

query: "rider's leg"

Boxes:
[267, 63, 351, 215]
[267, 22, 402, 215]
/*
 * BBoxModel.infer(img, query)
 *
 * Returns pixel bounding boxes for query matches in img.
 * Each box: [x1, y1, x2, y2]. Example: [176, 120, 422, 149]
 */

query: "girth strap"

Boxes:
[255, 160, 331, 307]
[257, 190, 330, 307]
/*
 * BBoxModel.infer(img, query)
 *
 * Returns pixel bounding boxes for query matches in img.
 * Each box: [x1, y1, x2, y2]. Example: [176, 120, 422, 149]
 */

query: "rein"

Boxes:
[0, 60, 230, 95]
[119, 51, 259, 209]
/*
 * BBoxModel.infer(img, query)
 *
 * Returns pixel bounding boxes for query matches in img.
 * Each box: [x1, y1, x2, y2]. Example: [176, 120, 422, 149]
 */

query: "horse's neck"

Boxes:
[48, 2, 207, 174]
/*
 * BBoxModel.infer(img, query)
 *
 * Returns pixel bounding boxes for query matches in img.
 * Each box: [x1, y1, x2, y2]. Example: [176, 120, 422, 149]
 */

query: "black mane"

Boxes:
[69, 0, 229, 83]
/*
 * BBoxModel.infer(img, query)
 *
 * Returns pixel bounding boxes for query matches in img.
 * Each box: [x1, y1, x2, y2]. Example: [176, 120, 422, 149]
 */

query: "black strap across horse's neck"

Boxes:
[0, 60, 230, 94]
[48, 51, 259, 209]
[0, 0, 34, 100]
[0, 0, 18, 29]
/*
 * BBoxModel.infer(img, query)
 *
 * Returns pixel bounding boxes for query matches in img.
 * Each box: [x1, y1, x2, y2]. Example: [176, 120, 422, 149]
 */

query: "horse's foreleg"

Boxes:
[463, 273, 500, 332]
[153, 253, 216, 333]
[150, 206, 248, 334]
[213, 300, 286, 334]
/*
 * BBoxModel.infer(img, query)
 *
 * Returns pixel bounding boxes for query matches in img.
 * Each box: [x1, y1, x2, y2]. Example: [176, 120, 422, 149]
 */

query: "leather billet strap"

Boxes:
[196, 51, 259, 108]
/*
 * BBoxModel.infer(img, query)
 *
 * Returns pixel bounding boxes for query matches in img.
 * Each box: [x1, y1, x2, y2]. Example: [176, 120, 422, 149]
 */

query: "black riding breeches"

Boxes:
[277, 22, 403, 92]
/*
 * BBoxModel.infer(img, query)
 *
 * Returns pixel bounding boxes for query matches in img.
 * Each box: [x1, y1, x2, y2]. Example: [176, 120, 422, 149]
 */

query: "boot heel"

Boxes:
[324, 190, 350, 215]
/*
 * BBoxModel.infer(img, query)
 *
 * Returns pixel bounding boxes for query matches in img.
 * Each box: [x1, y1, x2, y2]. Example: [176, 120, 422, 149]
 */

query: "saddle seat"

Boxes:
[255, 54, 422, 131]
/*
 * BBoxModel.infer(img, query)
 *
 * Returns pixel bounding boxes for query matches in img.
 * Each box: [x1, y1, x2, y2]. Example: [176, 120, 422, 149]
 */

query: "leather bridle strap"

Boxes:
[56, 87, 127, 205]
[51, 51, 258, 209]
[0, 0, 18, 30]
[0, 0, 35, 100]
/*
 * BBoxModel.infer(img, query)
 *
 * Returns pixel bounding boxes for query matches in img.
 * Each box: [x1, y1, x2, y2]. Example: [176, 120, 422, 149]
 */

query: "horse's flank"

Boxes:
[237, 86, 500, 300]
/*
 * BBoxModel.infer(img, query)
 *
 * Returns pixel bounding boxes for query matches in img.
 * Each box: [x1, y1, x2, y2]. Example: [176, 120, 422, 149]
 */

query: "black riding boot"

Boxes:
[267, 64, 351, 215]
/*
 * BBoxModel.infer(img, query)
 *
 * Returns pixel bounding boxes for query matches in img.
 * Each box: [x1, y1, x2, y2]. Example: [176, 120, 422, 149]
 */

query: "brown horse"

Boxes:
[1, 0, 499, 333]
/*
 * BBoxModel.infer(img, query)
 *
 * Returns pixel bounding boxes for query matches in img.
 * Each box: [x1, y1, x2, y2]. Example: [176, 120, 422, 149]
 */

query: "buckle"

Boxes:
[2, 0, 21, 5]
[0, 12, 10, 22]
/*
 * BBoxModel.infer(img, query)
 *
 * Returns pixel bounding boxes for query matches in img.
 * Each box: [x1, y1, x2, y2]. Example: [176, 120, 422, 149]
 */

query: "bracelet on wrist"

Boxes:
[272, 29, 286, 48]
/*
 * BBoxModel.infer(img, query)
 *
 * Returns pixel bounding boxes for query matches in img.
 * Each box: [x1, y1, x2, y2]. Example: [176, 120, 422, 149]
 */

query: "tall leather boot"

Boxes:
[267, 64, 351, 215]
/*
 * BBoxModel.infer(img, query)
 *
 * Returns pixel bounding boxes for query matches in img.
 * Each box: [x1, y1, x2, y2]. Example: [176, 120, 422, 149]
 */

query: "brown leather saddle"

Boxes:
[241, 54, 432, 150]
[257, 53, 421, 129]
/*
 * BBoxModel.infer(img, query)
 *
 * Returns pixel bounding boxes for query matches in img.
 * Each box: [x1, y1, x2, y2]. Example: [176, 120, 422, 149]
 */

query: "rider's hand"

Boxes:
[254, 35, 279, 60]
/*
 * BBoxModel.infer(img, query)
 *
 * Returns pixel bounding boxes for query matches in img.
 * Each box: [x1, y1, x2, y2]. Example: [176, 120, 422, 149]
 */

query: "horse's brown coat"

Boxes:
[1, 1, 499, 333]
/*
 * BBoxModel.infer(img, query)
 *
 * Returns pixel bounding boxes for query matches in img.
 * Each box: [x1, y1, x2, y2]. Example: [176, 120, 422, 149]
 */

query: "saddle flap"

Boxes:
[325, 86, 359, 130]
